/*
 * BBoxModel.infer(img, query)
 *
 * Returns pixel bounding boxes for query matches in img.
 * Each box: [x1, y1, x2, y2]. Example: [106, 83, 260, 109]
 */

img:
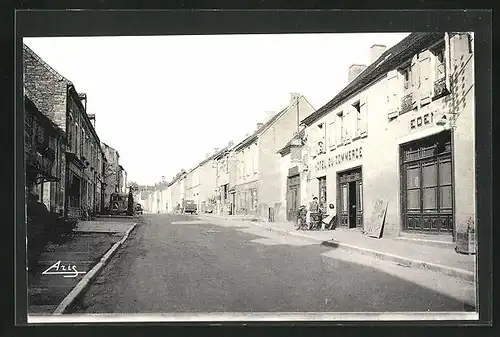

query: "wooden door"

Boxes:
[287, 175, 300, 222]
[356, 180, 363, 228]
[339, 182, 349, 227]
[401, 133, 453, 235]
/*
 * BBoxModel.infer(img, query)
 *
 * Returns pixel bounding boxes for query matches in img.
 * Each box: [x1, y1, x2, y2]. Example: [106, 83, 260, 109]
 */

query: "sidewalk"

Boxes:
[28, 217, 137, 315]
[199, 214, 476, 282]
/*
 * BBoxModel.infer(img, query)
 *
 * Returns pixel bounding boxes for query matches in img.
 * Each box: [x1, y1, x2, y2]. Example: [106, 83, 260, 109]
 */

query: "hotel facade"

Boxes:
[300, 32, 475, 240]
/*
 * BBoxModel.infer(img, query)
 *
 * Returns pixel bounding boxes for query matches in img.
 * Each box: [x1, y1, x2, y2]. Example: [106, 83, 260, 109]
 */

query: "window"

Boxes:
[433, 46, 446, 81]
[336, 111, 345, 145]
[328, 121, 336, 150]
[353, 101, 361, 137]
[402, 66, 411, 91]
[75, 123, 80, 156]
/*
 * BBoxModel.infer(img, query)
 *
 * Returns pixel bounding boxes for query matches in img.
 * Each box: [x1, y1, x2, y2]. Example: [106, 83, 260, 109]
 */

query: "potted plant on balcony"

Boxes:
[455, 216, 476, 255]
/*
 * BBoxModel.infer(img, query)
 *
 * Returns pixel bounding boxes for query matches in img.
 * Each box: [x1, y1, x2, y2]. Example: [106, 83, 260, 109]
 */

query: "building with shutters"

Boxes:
[301, 32, 475, 242]
[257, 93, 316, 223]
[24, 44, 106, 220]
[24, 93, 66, 215]
[102, 142, 121, 210]
[231, 130, 261, 216]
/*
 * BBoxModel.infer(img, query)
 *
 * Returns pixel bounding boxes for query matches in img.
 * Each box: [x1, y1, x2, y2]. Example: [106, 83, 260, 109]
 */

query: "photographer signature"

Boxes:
[41, 260, 86, 278]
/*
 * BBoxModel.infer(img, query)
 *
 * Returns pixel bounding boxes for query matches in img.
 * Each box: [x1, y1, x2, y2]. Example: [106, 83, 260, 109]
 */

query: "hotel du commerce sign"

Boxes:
[314, 146, 363, 172]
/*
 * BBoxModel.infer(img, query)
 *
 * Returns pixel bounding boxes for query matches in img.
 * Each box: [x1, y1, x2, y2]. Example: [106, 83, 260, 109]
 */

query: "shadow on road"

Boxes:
[69, 214, 476, 314]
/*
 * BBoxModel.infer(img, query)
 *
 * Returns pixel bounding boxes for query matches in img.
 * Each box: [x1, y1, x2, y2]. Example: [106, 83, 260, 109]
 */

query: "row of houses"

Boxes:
[24, 44, 128, 220]
[145, 32, 475, 243]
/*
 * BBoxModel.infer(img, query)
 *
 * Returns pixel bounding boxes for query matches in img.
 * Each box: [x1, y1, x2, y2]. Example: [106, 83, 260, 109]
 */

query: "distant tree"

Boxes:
[127, 181, 139, 192]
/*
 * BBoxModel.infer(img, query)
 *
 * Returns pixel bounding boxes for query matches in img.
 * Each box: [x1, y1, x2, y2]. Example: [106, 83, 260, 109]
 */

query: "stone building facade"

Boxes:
[102, 142, 121, 210]
[24, 94, 66, 215]
[24, 44, 105, 219]
[257, 93, 315, 222]
[301, 32, 475, 241]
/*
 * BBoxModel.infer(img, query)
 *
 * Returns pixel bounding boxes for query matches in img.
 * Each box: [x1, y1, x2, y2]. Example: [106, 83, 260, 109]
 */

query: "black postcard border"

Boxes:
[5, 7, 493, 336]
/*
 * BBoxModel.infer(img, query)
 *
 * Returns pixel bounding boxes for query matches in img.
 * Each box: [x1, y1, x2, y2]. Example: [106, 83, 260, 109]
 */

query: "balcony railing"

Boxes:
[433, 77, 449, 99]
[400, 93, 413, 114]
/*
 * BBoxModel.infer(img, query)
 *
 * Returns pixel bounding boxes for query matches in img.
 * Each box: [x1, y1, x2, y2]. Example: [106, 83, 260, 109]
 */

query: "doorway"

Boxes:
[348, 181, 357, 228]
[338, 167, 363, 229]
[286, 175, 300, 222]
[401, 131, 453, 235]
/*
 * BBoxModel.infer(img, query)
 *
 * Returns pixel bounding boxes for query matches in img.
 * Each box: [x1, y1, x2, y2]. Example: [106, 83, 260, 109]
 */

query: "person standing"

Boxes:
[306, 196, 320, 229]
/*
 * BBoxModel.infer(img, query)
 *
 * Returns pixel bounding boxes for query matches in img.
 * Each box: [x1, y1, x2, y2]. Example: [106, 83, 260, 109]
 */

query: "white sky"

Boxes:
[24, 32, 410, 186]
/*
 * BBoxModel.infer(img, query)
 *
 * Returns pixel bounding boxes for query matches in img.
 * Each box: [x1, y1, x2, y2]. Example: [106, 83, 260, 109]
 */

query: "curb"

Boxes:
[52, 223, 138, 315]
[200, 215, 475, 283]
[321, 240, 474, 282]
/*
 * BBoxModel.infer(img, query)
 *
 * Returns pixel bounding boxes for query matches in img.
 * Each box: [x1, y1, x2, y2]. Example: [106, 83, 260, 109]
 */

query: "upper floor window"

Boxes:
[401, 65, 412, 91]
[337, 111, 347, 144]
[328, 120, 336, 151]
[434, 46, 446, 80]
[352, 101, 362, 137]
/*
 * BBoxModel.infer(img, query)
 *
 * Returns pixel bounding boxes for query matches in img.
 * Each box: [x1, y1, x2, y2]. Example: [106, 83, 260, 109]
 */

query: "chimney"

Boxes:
[370, 44, 387, 64]
[348, 64, 368, 83]
[228, 140, 234, 147]
[264, 111, 275, 122]
[257, 122, 264, 129]
[289, 92, 301, 104]
[213, 148, 219, 155]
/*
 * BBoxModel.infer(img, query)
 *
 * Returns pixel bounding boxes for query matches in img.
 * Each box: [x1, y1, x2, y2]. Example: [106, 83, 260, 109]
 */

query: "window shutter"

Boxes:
[309, 128, 317, 158]
[347, 110, 356, 143]
[386, 70, 399, 118]
[419, 50, 432, 106]
[359, 96, 368, 135]
[411, 54, 419, 105]
[328, 120, 336, 150]
[319, 123, 327, 154]
[336, 113, 343, 145]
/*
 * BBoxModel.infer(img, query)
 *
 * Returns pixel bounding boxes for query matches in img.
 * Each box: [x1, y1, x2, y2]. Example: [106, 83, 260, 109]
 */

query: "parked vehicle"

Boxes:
[109, 192, 129, 215]
[182, 200, 197, 214]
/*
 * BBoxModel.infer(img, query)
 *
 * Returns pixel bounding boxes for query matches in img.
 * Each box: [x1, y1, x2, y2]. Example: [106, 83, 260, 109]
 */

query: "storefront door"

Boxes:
[338, 168, 363, 229]
[318, 176, 327, 214]
[401, 131, 453, 235]
[286, 175, 300, 222]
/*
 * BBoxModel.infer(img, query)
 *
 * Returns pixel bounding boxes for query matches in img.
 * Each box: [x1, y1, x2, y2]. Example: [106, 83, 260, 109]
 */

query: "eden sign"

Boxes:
[315, 146, 363, 172]
[410, 112, 435, 130]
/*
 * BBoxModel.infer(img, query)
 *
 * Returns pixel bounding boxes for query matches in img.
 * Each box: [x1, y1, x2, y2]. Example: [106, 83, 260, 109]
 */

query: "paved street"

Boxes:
[71, 214, 475, 313]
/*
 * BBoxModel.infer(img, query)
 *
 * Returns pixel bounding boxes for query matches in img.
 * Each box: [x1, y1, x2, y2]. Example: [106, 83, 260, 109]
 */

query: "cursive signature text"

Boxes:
[41, 260, 87, 278]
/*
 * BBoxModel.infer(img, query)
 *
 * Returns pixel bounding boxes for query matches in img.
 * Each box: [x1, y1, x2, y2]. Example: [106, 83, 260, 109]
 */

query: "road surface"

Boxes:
[71, 214, 475, 313]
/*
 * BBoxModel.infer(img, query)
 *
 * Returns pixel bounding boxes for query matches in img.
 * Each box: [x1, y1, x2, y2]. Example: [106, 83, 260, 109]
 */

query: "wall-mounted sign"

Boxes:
[333, 146, 363, 165]
[314, 146, 363, 172]
[410, 112, 435, 130]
